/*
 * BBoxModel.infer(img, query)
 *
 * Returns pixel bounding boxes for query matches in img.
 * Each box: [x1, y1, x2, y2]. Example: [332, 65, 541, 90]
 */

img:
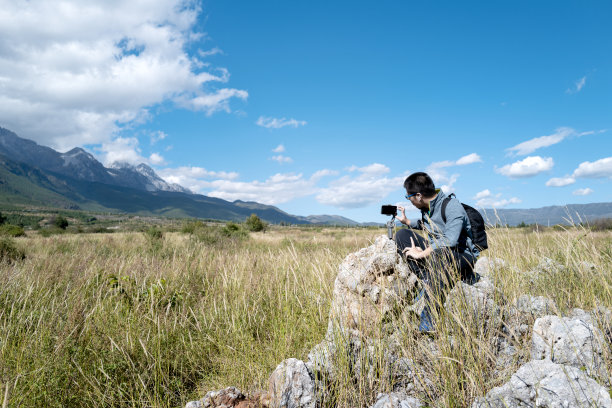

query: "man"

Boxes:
[395, 172, 480, 333]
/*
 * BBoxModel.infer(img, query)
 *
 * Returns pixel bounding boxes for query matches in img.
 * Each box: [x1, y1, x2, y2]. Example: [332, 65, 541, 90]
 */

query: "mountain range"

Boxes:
[0, 126, 610, 226]
[0, 127, 359, 224]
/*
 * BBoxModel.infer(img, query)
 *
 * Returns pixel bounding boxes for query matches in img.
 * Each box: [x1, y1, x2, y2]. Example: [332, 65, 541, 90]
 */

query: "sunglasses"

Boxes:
[405, 192, 418, 200]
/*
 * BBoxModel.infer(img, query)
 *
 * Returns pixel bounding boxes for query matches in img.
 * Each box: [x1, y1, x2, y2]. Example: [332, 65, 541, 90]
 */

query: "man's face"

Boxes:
[406, 192, 426, 210]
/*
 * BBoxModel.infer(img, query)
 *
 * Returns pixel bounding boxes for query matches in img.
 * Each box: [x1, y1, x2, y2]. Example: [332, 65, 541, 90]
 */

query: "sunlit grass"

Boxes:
[0, 224, 610, 407]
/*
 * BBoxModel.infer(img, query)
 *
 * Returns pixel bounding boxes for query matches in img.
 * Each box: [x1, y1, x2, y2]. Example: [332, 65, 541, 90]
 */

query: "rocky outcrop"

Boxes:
[472, 360, 612, 408]
[328, 235, 417, 338]
[531, 312, 608, 380]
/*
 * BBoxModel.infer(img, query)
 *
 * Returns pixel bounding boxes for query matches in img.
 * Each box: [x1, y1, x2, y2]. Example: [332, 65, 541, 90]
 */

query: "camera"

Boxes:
[380, 205, 397, 216]
[381, 205, 398, 239]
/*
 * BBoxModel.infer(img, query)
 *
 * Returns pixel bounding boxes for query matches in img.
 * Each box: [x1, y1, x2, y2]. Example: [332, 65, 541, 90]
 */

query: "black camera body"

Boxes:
[380, 205, 397, 216]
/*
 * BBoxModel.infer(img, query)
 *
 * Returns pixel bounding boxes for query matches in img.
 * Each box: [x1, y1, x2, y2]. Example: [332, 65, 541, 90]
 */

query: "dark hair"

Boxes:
[404, 172, 436, 197]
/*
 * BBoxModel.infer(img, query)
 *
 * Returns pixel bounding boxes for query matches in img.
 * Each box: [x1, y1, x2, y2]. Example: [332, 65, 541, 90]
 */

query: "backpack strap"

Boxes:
[441, 193, 455, 223]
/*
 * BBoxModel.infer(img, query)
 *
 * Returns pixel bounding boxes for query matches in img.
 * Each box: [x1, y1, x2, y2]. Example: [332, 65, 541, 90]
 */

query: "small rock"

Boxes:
[185, 387, 250, 408]
[473, 256, 506, 278]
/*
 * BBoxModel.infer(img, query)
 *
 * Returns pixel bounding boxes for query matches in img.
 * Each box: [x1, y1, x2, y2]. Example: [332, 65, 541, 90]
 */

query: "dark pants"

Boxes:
[394, 228, 478, 331]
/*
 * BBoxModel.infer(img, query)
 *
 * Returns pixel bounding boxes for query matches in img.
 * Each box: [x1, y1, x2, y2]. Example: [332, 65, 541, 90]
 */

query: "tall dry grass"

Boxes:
[0, 224, 610, 407]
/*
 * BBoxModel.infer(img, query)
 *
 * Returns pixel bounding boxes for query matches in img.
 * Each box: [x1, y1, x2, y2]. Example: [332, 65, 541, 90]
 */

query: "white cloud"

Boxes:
[507, 127, 574, 156]
[272, 144, 285, 153]
[310, 169, 339, 182]
[149, 152, 165, 165]
[566, 76, 586, 94]
[472, 189, 521, 208]
[497, 156, 554, 178]
[455, 153, 482, 165]
[256, 116, 307, 129]
[199, 47, 223, 57]
[546, 176, 576, 187]
[206, 173, 316, 205]
[473, 189, 492, 200]
[270, 155, 293, 164]
[156, 166, 240, 192]
[0, 0, 247, 151]
[316, 164, 403, 209]
[98, 137, 146, 165]
[573, 188, 594, 196]
[572, 157, 612, 178]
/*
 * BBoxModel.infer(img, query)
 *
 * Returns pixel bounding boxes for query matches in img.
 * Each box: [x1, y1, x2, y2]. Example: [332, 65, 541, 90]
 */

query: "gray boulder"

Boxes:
[370, 392, 423, 408]
[473, 256, 506, 278]
[531, 313, 608, 380]
[328, 235, 418, 339]
[472, 359, 612, 408]
[267, 358, 316, 408]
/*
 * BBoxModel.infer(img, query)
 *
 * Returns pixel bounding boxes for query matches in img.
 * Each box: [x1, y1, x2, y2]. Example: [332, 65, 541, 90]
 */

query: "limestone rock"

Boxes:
[329, 235, 418, 338]
[473, 256, 506, 278]
[514, 295, 557, 317]
[531, 313, 608, 380]
[267, 358, 316, 408]
[444, 274, 502, 333]
[184, 387, 255, 408]
[370, 392, 423, 408]
[530, 257, 566, 276]
[472, 360, 612, 408]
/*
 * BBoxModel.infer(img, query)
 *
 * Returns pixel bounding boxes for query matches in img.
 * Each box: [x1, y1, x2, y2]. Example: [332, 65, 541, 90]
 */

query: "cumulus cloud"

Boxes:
[316, 164, 404, 209]
[256, 116, 307, 129]
[310, 169, 339, 182]
[566, 76, 586, 94]
[156, 166, 239, 192]
[472, 189, 521, 208]
[98, 137, 146, 165]
[497, 156, 554, 178]
[272, 144, 285, 153]
[149, 153, 165, 165]
[206, 173, 316, 204]
[573, 188, 594, 196]
[270, 155, 293, 164]
[572, 157, 612, 178]
[546, 176, 576, 187]
[0, 0, 247, 151]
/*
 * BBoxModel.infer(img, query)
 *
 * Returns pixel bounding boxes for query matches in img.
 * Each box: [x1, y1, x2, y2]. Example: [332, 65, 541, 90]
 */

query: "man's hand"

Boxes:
[396, 205, 410, 225]
[402, 237, 431, 259]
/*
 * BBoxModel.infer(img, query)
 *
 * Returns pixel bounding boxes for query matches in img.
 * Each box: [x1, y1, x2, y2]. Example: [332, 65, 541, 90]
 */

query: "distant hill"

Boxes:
[480, 203, 612, 226]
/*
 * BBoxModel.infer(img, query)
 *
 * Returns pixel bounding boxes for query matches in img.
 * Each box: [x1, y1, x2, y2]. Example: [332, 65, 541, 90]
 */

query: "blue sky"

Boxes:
[0, 1, 610, 222]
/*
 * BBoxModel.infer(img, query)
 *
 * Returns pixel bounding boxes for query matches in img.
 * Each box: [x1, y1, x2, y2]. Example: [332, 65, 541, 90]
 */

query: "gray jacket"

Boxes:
[409, 189, 480, 257]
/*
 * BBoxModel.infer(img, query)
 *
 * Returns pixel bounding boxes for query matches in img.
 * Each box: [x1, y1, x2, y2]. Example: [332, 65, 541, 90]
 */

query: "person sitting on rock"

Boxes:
[395, 171, 480, 333]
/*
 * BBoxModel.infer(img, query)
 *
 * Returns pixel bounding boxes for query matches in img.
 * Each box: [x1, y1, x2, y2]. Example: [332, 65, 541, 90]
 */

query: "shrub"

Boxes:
[589, 218, 612, 231]
[53, 215, 69, 230]
[221, 222, 248, 239]
[0, 224, 26, 237]
[181, 220, 205, 234]
[0, 237, 25, 262]
[245, 214, 266, 232]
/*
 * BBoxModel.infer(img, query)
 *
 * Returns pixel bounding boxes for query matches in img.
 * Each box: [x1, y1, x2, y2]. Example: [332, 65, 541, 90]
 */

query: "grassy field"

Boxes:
[0, 223, 610, 407]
